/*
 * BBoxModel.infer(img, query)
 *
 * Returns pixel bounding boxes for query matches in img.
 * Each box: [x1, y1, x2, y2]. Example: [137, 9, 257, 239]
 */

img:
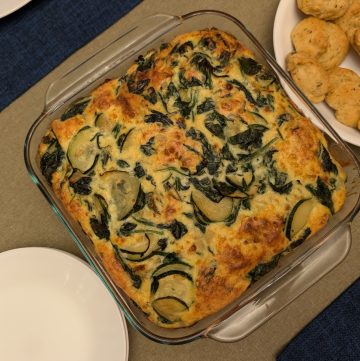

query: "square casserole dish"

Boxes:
[24, 10, 360, 344]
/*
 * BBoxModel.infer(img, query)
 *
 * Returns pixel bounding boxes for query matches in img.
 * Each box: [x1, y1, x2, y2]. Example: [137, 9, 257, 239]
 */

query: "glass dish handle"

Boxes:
[45, 13, 182, 108]
[205, 224, 352, 342]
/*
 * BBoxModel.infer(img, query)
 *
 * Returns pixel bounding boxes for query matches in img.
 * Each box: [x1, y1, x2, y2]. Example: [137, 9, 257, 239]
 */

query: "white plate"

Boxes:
[0, 0, 31, 18]
[0, 248, 128, 361]
[273, 0, 360, 146]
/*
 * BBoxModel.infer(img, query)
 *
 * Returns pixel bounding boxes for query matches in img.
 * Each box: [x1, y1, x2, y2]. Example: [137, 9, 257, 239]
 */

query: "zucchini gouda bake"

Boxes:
[38, 29, 346, 328]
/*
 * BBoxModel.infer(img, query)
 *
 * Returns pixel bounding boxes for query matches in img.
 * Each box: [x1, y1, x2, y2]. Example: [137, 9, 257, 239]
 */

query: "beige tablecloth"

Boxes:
[1, 0, 359, 359]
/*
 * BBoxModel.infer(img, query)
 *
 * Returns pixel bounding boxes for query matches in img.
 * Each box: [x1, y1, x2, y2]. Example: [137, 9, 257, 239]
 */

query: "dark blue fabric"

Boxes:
[0, 0, 141, 111]
[277, 278, 360, 361]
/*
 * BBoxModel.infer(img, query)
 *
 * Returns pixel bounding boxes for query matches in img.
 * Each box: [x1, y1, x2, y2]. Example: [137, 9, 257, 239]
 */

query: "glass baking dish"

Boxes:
[24, 10, 360, 344]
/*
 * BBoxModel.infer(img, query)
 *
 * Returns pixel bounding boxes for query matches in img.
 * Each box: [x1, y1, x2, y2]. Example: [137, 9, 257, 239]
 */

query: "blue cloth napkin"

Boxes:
[0, 0, 142, 111]
[277, 278, 360, 361]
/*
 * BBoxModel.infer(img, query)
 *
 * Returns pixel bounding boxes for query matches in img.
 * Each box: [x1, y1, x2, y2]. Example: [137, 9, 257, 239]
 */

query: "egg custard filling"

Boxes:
[38, 29, 346, 328]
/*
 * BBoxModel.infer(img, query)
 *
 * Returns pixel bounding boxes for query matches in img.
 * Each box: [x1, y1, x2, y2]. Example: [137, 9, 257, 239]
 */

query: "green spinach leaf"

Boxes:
[112, 124, 121, 138]
[239, 57, 261, 76]
[256, 94, 274, 110]
[143, 87, 158, 104]
[90, 216, 110, 240]
[277, 113, 292, 127]
[205, 122, 225, 139]
[118, 222, 138, 236]
[197, 98, 215, 114]
[145, 110, 173, 126]
[178, 70, 202, 88]
[61, 98, 90, 121]
[213, 179, 237, 196]
[198, 110, 227, 142]
[199, 37, 216, 50]
[134, 162, 146, 178]
[169, 220, 188, 240]
[268, 167, 293, 194]
[176, 41, 194, 54]
[127, 77, 150, 94]
[186, 127, 221, 175]
[191, 52, 215, 88]
[157, 238, 168, 250]
[40, 137, 65, 184]
[248, 254, 281, 281]
[219, 51, 231, 67]
[190, 177, 223, 203]
[117, 159, 130, 168]
[229, 124, 268, 151]
[221, 143, 236, 161]
[319, 144, 338, 174]
[140, 137, 156, 156]
[227, 79, 258, 105]
[306, 177, 334, 214]
[135, 53, 155, 72]
[170, 41, 194, 55]
[70, 176, 92, 195]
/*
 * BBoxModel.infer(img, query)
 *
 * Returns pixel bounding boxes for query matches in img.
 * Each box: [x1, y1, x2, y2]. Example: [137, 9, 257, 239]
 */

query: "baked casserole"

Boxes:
[38, 29, 346, 328]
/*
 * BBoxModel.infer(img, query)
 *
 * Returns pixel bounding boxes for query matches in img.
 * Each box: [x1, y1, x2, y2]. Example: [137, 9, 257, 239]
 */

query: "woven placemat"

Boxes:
[0, 0, 142, 111]
[277, 278, 360, 361]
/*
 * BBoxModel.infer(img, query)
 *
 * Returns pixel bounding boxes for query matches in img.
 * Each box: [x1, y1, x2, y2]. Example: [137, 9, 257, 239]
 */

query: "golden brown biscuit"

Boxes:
[336, 105, 360, 127]
[353, 29, 360, 55]
[297, 0, 350, 20]
[326, 82, 360, 109]
[291, 17, 328, 58]
[336, 0, 360, 55]
[286, 52, 329, 103]
[336, 0, 360, 38]
[328, 67, 360, 91]
[326, 81, 360, 128]
[291, 18, 349, 69]
[317, 22, 349, 70]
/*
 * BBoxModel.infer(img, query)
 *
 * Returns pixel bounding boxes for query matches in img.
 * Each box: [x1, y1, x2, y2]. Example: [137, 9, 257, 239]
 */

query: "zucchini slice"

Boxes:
[95, 113, 114, 132]
[285, 199, 315, 240]
[152, 262, 192, 278]
[67, 127, 99, 173]
[226, 171, 254, 191]
[152, 296, 189, 323]
[193, 202, 211, 226]
[119, 234, 150, 255]
[153, 273, 193, 306]
[151, 266, 193, 294]
[191, 189, 233, 222]
[125, 250, 166, 262]
[124, 234, 163, 261]
[99, 171, 140, 221]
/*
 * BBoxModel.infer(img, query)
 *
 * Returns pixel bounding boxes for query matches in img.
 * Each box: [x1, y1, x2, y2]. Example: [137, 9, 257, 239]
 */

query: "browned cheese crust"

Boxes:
[38, 29, 346, 328]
